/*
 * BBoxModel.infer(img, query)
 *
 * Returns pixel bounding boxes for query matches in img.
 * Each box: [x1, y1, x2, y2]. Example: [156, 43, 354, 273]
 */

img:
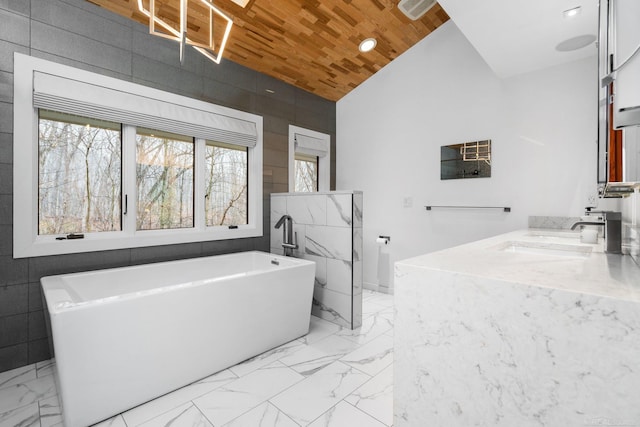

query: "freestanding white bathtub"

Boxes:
[41, 251, 315, 427]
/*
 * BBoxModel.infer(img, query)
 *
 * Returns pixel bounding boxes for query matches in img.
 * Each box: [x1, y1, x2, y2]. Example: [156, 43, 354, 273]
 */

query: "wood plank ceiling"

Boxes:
[88, 0, 450, 101]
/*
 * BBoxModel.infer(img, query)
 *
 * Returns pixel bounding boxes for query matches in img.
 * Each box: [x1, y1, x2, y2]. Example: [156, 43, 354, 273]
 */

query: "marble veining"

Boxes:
[305, 226, 352, 261]
[287, 195, 327, 225]
[0, 403, 40, 427]
[38, 395, 62, 427]
[94, 415, 127, 427]
[192, 361, 304, 426]
[337, 311, 393, 345]
[528, 215, 582, 229]
[122, 369, 238, 426]
[0, 366, 35, 391]
[312, 294, 351, 328]
[0, 375, 56, 414]
[229, 340, 305, 378]
[0, 291, 393, 427]
[138, 403, 211, 427]
[345, 364, 393, 426]
[339, 334, 394, 376]
[353, 192, 363, 229]
[224, 402, 297, 427]
[272, 192, 363, 330]
[395, 230, 640, 426]
[270, 361, 370, 426]
[308, 401, 386, 427]
[353, 229, 363, 263]
[325, 259, 352, 295]
[327, 194, 353, 227]
[278, 334, 359, 377]
[305, 254, 328, 289]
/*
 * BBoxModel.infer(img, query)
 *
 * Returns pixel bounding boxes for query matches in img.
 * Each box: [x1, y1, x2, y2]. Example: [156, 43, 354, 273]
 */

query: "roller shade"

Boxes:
[294, 133, 328, 158]
[33, 71, 257, 148]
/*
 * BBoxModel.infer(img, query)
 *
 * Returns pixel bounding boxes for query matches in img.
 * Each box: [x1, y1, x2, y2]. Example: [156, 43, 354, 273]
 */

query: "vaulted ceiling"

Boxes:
[87, 0, 450, 101]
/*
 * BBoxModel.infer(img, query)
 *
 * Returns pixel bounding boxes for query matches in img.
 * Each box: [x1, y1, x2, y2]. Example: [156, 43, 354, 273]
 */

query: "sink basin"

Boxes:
[496, 241, 592, 258]
[526, 230, 581, 240]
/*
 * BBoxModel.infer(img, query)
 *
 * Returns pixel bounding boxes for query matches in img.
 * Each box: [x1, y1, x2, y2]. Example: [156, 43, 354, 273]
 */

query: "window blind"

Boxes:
[294, 133, 328, 157]
[33, 71, 257, 148]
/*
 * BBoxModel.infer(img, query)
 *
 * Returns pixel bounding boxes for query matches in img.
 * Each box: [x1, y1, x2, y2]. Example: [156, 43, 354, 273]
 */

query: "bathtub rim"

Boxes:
[41, 250, 315, 314]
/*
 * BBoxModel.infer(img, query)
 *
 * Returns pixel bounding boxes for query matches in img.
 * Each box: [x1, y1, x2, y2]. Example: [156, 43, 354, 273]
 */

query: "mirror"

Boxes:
[597, 0, 640, 195]
[440, 140, 491, 180]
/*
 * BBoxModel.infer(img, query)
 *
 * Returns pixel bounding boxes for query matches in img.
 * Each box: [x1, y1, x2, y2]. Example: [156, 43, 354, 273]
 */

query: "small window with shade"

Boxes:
[289, 125, 330, 192]
[294, 152, 319, 192]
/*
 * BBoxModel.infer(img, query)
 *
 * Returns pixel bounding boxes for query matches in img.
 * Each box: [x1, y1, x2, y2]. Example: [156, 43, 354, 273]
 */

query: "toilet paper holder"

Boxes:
[377, 235, 390, 245]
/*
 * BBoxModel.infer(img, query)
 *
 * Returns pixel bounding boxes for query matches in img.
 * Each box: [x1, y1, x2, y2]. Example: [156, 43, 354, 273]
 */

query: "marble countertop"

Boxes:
[397, 229, 640, 303]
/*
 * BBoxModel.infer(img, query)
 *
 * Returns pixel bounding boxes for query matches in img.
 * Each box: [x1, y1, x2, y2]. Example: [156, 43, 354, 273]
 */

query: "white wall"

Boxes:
[336, 21, 599, 291]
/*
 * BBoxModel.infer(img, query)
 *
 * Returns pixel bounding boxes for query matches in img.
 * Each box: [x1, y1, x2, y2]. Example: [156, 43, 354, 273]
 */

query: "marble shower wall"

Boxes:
[271, 192, 363, 329]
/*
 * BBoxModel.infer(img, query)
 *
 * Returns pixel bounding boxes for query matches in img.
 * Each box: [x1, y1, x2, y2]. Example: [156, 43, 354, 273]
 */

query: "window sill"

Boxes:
[13, 225, 263, 258]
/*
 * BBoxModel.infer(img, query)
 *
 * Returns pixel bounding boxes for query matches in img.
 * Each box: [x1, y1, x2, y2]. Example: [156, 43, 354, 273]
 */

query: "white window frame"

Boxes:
[288, 125, 330, 192]
[13, 53, 263, 258]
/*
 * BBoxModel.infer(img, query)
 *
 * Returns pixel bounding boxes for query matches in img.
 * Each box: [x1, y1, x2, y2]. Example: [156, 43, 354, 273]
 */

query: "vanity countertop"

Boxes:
[397, 228, 640, 302]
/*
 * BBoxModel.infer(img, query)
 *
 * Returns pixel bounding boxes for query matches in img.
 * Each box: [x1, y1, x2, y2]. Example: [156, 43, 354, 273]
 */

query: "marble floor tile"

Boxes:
[339, 334, 393, 377]
[270, 361, 370, 426]
[307, 401, 387, 427]
[139, 403, 212, 427]
[93, 415, 127, 427]
[229, 340, 305, 378]
[279, 334, 360, 376]
[39, 395, 62, 427]
[223, 402, 298, 427]
[0, 365, 36, 391]
[122, 369, 238, 426]
[362, 289, 393, 307]
[335, 312, 393, 345]
[0, 290, 395, 427]
[0, 402, 40, 427]
[193, 361, 304, 426]
[361, 302, 389, 319]
[345, 365, 393, 426]
[36, 360, 55, 379]
[311, 288, 352, 329]
[377, 308, 394, 324]
[297, 316, 343, 346]
[0, 374, 56, 414]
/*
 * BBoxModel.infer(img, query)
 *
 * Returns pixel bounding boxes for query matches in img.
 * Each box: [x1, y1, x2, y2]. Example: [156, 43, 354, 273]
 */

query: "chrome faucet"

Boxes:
[570, 211, 622, 254]
[275, 215, 298, 256]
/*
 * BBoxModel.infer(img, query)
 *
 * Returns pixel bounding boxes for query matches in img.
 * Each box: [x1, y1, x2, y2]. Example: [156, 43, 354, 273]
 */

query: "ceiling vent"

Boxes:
[398, 0, 437, 20]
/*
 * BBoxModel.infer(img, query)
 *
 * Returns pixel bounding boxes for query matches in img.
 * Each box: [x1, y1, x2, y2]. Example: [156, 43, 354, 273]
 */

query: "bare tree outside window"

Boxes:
[205, 142, 248, 226]
[294, 153, 318, 192]
[136, 129, 194, 230]
[38, 110, 121, 235]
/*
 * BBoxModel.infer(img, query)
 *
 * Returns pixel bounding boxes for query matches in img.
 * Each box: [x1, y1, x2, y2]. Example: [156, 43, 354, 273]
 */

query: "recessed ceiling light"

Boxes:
[359, 38, 377, 53]
[563, 6, 582, 18]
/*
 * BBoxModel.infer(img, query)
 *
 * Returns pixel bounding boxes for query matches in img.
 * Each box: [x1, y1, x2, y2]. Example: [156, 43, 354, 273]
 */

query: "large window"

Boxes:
[14, 53, 263, 258]
[38, 110, 122, 235]
[136, 129, 194, 230]
[205, 142, 248, 226]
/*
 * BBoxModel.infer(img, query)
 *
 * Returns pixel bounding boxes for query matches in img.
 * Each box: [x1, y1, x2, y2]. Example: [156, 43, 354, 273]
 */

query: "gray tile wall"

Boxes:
[0, 0, 336, 372]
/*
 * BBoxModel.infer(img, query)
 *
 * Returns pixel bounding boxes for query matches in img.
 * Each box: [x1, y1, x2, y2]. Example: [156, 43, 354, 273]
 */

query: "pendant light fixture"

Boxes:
[137, 0, 233, 65]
